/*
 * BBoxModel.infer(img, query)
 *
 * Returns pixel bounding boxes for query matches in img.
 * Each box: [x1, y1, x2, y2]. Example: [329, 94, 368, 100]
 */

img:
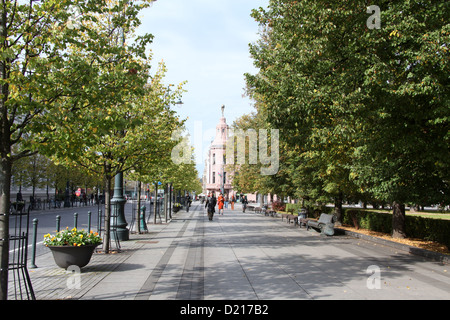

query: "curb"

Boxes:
[335, 227, 449, 265]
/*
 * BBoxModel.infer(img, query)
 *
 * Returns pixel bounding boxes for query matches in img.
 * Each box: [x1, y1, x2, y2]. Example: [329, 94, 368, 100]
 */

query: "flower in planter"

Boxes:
[44, 227, 102, 247]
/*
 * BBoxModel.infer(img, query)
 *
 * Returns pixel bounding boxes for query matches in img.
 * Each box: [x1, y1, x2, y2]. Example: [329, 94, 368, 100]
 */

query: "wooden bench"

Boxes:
[306, 213, 336, 236]
[298, 217, 308, 228]
[260, 205, 269, 216]
[281, 213, 298, 226]
[267, 210, 276, 217]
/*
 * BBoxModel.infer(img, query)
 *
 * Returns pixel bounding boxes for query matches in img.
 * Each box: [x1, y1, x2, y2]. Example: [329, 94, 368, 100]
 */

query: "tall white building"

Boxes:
[203, 106, 234, 197]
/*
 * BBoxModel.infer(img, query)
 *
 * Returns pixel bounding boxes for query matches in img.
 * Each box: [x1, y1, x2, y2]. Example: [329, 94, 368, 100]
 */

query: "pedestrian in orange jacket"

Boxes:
[218, 193, 224, 215]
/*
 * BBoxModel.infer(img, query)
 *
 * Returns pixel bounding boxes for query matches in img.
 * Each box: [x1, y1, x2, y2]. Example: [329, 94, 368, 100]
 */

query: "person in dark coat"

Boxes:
[185, 194, 191, 212]
[207, 194, 217, 221]
[242, 195, 248, 212]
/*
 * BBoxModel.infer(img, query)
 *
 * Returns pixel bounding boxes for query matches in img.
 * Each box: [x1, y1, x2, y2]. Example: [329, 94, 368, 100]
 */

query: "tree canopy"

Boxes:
[0, 0, 170, 299]
[244, 0, 449, 236]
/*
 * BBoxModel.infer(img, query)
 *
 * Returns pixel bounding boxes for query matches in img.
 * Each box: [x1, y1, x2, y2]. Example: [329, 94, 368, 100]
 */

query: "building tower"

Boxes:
[205, 105, 233, 197]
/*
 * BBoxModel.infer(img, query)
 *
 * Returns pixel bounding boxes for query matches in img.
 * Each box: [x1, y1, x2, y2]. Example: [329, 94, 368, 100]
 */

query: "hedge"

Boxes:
[284, 203, 333, 218]
[343, 209, 450, 249]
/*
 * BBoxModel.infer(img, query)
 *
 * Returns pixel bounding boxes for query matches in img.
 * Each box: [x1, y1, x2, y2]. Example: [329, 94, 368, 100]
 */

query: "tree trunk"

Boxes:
[392, 201, 406, 239]
[334, 191, 343, 226]
[0, 3, 10, 300]
[136, 181, 141, 234]
[164, 183, 168, 223]
[168, 183, 172, 220]
[0, 158, 11, 300]
[153, 182, 158, 224]
[103, 169, 112, 254]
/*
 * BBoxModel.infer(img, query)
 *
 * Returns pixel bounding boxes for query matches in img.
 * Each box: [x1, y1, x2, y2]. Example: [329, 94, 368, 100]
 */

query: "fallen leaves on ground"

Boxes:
[339, 225, 450, 255]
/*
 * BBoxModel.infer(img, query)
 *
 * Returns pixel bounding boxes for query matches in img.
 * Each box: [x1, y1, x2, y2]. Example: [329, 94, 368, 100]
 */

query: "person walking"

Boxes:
[224, 194, 228, 209]
[231, 195, 235, 210]
[242, 194, 248, 213]
[185, 194, 191, 212]
[206, 194, 216, 221]
[218, 193, 224, 215]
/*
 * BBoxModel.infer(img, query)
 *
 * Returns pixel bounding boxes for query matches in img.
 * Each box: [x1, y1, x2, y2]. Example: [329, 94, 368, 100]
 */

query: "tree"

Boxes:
[246, 0, 449, 237]
[125, 80, 186, 232]
[0, 0, 155, 299]
[41, 60, 184, 252]
[349, 0, 449, 237]
[227, 111, 289, 206]
[227, 113, 262, 195]
[246, 1, 363, 219]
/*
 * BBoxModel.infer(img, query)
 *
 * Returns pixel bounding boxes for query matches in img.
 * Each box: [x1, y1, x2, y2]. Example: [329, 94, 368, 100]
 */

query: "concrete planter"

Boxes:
[48, 244, 99, 269]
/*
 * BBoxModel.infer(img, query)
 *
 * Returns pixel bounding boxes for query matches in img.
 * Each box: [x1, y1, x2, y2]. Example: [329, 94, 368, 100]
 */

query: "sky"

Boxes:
[137, 0, 269, 174]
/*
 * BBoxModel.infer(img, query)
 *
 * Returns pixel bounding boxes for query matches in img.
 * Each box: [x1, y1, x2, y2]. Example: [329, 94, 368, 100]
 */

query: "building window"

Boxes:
[223, 154, 226, 165]
[223, 172, 226, 184]
[213, 153, 215, 165]
[212, 172, 215, 184]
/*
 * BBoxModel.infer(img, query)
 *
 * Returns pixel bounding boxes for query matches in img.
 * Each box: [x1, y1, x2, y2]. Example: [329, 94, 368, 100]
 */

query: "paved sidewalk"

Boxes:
[9, 202, 450, 301]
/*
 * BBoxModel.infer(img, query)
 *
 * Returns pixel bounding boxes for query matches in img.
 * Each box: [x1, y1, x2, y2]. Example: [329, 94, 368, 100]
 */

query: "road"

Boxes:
[8, 200, 161, 260]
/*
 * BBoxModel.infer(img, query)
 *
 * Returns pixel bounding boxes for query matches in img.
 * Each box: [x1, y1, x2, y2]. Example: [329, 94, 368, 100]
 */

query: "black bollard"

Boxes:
[56, 215, 61, 232]
[30, 218, 38, 269]
[74, 212, 78, 229]
[88, 211, 92, 233]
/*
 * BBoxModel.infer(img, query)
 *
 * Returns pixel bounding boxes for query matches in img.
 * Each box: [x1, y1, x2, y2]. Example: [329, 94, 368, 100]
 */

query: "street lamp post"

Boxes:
[107, 3, 130, 242]
[221, 164, 225, 195]
[110, 171, 129, 241]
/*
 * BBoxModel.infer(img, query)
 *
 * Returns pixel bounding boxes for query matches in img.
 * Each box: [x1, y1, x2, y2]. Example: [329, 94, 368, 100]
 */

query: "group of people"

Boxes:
[204, 193, 248, 221]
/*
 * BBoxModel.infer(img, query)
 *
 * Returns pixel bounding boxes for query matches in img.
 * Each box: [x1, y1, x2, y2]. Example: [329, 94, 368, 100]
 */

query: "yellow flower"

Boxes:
[79, 234, 83, 239]
[71, 227, 77, 232]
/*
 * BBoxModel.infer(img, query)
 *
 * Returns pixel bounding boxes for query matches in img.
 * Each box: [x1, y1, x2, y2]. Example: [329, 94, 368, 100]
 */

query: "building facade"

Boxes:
[202, 105, 273, 204]
[203, 105, 234, 198]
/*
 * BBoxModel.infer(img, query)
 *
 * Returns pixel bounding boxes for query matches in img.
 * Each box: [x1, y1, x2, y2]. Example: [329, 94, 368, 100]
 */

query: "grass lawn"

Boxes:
[408, 212, 450, 220]
[364, 208, 450, 220]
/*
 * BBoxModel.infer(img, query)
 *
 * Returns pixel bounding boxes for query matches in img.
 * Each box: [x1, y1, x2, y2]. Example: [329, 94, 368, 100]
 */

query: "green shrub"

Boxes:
[343, 209, 392, 233]
[285, 203, 303, 213]
[406, 215, 450, 247]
